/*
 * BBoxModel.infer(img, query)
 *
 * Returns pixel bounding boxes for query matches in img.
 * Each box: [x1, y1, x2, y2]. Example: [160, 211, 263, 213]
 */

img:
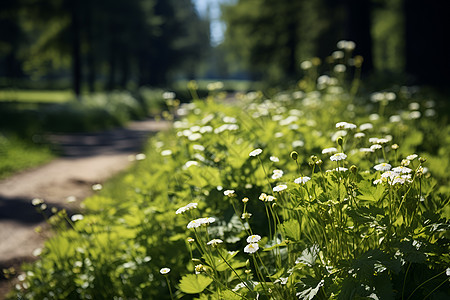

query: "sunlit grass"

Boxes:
[0, 89, 74, 103]
[0, 135, 54, 179]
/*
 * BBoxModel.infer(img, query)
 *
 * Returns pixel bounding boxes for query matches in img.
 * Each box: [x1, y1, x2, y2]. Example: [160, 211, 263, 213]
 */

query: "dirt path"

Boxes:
[0, 119, 170, 297]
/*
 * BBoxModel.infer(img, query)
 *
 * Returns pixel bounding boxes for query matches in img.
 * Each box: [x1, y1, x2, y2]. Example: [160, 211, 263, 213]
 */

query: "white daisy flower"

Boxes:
[271, 169, 284, 179]
[71, 214, 84, 222]
[336, 122, 357, 130]
[187, 217, 215, 229]
[334, 64, 346, 73]
[406, 154, 418, 161]
[330, 153, 347, 161]
[160, 268, 171, 275]
[270, 156, 279, 162]
[300, 60, 313, 70]
[135, 153, 146, 161]
[370, 144, 382, 151]
[241, 212, 252, 219]
[244, 243, 260, 254]
[331, 130, 347, 141]
[249, 148, 263, 157]
[360, 148, 374, 153]
[294, 176, 311, 184]
[354, 132, 365, 138]
[392, 166, 412, 174]
[359, 123, 373, 131]
[247, 235, 262, 243]
[334, 167, 348, 172]
[31, 198, 44, 206]
[161, 150, 172, 156]
[188, 133, 202, 141]
[92, 184, 103, 191]
[373, 179, 383, 185]
[374, 163, 391, 171]
[292, 140, 305, 148]
[322, 147, 338, 154]
[207, 239, 223, 246]
[184, 161, 198, 168]
[381, 171, 397, 180]
[266, 195, 276, 202]
[175, 202, 198, 215]
[401, 159, 411, 166]
[273, 185, 288, 192]
[389, 115, 402, 123]
[223, 190, 235, 197]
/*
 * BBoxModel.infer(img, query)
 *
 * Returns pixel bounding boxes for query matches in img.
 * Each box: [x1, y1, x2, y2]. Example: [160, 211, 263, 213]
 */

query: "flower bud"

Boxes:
[419, 157, 427, 163]
[290, 151, 299, 161]
[391, 144, 399, 150]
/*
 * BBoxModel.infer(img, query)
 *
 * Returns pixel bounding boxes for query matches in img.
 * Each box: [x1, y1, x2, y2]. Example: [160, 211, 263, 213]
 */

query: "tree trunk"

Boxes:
[71, 0, 82, 98]
[86, 1, 96, 93]
[344, 0, 374, 73]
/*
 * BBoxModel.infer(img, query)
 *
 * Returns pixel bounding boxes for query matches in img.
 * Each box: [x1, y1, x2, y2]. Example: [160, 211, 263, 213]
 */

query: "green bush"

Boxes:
[9, 51, 450, 299]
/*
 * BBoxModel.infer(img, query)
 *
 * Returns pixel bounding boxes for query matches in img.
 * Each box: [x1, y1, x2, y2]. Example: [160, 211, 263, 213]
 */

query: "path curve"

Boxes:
[0, 119, 170, 298]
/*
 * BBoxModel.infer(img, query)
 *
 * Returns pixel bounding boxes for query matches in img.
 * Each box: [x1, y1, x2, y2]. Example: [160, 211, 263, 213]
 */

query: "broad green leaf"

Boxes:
[297, 277, 324, 300]
[296, 245, 320, 267]
[280, 219, 301, 241]
[179, 274, 213, 294]
[357, 180, 385, 202]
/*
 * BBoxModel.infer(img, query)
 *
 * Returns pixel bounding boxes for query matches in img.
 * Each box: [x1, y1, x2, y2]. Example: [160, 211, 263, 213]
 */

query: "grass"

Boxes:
[0, 135, 54, 179]
[0, 89, 74, 103]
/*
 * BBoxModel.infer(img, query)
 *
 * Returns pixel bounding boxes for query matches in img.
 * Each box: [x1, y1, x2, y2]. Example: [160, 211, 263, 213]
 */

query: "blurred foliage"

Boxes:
[0, 134, 54, 179]
[0, 0, 210, 91]
[221, 0, 450, 88]
[0, 90, 168, 137]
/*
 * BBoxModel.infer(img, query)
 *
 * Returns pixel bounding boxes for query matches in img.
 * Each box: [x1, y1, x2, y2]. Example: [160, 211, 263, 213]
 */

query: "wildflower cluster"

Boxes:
[12, 42, 450, 300]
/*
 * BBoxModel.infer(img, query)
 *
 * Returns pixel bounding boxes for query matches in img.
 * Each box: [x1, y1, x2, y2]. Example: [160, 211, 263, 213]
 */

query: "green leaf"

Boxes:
[296, 245, 320, 267]
[357, 180, 385, 202]
[263, 240, 288, 251]
[297, 277, 324, 300]
[280, 219, 301, 241]
[179, 274, 213, 294]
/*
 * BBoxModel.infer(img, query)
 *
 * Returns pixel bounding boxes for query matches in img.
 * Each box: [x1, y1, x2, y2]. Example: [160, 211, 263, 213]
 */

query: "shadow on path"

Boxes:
[47, 120, 167, 157]
[0, 195, 76, 225]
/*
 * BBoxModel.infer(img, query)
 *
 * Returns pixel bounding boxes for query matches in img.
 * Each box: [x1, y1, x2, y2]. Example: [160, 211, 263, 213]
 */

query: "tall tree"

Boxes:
[403, 0, 450, 86]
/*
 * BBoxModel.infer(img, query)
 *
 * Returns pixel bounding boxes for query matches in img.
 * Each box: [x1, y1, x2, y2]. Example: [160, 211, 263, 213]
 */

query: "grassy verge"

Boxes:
[0, 90, 74, 103]
[0, 135, 54, 180]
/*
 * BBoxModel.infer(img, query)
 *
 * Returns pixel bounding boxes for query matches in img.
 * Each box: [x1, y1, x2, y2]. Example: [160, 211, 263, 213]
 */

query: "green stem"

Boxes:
[216, 250, 255, 296]
[165, 276, 174, 300]
[406, 269, 447, 300]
